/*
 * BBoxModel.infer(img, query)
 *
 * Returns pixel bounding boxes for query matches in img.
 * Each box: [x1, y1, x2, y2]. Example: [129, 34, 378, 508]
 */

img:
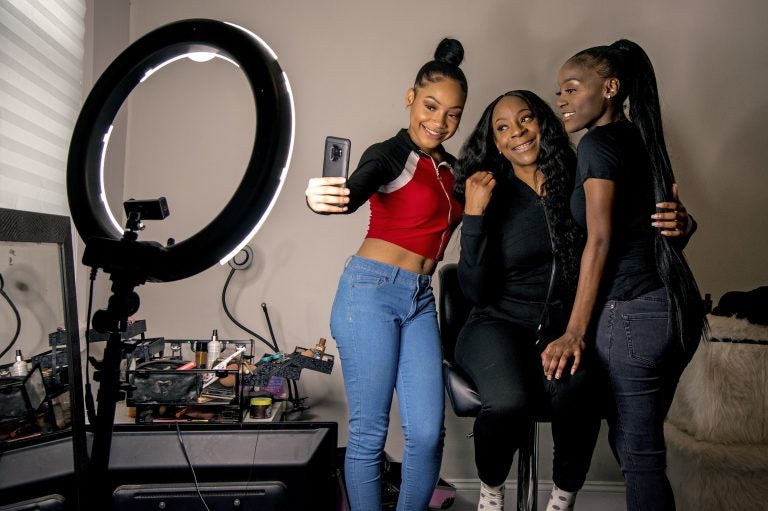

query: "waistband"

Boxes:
[345, 255, 432, 289]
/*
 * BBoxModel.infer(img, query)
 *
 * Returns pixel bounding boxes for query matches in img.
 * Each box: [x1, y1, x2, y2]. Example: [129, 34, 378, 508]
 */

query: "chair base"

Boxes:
[516, 421, 540, 511]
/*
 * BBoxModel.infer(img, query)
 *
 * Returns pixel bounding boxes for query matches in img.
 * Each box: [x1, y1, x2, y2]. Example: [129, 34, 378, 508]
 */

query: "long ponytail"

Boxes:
[572, 40, 707, 352]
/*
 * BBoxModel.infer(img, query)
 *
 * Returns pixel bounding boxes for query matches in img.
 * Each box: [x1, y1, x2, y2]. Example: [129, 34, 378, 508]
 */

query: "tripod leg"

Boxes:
[86, 330, 123, 507]
[517, 420, 539, 511]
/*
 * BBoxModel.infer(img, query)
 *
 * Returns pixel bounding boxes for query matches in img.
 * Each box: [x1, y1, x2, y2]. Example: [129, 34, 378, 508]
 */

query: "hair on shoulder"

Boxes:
[568, 39, 707, 350]
[454, 90, 582, 290]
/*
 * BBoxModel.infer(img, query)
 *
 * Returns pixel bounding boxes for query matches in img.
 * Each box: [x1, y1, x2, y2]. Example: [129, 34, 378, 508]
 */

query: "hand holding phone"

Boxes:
[305, 136, 351, 213]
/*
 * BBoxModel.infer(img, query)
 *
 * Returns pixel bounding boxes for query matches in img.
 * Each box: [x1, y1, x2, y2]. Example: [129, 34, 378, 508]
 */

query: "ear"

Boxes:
[405, 87, 415, 107]
[604, 77, 620, 99]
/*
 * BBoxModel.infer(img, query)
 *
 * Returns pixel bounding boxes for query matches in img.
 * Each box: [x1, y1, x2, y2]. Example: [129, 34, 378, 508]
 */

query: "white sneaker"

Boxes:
[478, 481, 504, 511]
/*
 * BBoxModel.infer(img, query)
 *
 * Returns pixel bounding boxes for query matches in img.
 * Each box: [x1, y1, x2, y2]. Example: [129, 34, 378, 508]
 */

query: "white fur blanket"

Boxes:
[666, 315, 768, 510]
[667, 314, 768, 444]
[666, 421, 768, 511]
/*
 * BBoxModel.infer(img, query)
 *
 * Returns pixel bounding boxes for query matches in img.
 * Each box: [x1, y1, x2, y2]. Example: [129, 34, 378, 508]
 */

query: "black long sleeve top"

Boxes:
[458, 171, 561, 331]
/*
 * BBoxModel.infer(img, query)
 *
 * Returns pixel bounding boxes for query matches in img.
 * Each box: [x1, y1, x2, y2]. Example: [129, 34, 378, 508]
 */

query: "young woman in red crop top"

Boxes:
[304, 38, 467, 511]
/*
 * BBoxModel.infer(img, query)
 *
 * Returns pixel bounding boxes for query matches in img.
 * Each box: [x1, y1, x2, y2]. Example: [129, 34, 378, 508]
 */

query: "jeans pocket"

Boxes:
[621, 312, 671, 368]
[352, 273, 388, 288]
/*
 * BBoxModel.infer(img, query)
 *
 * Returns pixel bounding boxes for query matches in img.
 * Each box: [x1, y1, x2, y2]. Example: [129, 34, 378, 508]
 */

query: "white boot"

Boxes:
[546, 483, 577, 510]
[478, 481, 504, 510]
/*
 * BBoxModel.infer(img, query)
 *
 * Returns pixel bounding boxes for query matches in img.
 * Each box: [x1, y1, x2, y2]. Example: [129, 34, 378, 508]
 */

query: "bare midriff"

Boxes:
[356, 238, 437, 276]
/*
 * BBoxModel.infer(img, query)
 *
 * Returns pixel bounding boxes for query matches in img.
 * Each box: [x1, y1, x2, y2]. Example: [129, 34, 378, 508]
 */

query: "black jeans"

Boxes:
[455, 315, 601, 491]
[596, 286, 698, 511]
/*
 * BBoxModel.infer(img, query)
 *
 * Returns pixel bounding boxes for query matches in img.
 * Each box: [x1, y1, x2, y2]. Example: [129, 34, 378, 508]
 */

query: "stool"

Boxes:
[438, 263, 542, 511]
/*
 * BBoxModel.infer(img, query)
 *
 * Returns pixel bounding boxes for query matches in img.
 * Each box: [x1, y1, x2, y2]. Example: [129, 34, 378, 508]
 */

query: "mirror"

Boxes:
[0, 207, 85, 451]
[0, 241, 62, 363]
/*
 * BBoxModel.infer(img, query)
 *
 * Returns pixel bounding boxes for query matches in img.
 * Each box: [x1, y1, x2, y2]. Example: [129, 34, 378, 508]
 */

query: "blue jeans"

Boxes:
[331, 255, 444, 511]
[596, 287, 698, 511]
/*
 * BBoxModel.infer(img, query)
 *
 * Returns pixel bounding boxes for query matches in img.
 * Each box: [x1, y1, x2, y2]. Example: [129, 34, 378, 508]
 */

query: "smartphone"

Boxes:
[322, 136, 351, 180]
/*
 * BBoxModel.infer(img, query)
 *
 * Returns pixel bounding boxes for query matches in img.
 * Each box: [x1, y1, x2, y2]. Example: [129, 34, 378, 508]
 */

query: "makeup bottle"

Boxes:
[195, 341, 208, 369]
[10, 350, 28, 377]
[207, 329, 222, 365]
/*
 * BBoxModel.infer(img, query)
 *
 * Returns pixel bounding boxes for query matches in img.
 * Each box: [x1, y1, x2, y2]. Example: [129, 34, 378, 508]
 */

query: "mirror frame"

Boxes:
[0, 207, 87, 502]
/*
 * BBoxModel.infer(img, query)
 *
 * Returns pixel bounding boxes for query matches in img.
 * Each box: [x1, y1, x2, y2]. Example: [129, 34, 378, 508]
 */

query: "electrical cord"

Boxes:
[221, 250, 310, 416]
[0, 272, 22, 359]
[221, 267, 277, 353]
[243, 420, 261, 491]
[175, 422, 211, 511]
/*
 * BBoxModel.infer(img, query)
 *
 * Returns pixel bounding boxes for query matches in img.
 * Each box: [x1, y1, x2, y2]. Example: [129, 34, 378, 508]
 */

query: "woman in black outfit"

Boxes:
[453, 90, 601, 511]
[551, 39, 706, 511]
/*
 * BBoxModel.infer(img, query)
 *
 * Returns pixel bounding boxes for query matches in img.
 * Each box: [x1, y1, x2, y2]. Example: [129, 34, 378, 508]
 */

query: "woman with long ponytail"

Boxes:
[547, 39, 707, 510]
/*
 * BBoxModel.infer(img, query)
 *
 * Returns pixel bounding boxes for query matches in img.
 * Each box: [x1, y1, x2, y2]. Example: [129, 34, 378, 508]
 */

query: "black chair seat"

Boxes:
[442, 360, 481, 417]
[437, 262, 481, 416]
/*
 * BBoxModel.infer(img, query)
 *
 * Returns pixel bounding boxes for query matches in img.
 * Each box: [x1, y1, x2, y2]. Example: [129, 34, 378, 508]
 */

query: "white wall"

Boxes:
[82, 0, 768, 489]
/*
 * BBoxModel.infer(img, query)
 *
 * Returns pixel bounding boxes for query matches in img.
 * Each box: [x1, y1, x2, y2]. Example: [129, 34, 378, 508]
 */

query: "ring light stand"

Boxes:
[66, 19, 294, 508]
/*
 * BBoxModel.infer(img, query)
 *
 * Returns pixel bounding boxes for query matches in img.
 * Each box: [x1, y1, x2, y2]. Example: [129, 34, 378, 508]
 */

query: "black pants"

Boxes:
[455, 315, 601, 491]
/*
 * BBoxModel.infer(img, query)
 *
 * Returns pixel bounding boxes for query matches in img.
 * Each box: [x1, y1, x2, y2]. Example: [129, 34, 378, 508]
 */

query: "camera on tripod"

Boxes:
[124, 197, 169, 222]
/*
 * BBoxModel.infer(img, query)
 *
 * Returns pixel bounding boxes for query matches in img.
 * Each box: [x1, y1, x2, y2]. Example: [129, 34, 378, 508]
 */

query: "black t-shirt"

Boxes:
[570, 120, 662, 300]
[459, 171, 562, 330]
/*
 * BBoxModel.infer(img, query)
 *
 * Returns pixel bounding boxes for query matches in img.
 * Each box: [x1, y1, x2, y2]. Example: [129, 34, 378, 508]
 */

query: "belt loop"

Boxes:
[390, 264, 400, 284]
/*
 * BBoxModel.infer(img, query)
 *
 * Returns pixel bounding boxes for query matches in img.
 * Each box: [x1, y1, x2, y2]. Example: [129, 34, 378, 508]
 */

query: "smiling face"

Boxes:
[556, 60, 619, 133]
[406, 77, 465, 158]
[492, 95, 541, 173]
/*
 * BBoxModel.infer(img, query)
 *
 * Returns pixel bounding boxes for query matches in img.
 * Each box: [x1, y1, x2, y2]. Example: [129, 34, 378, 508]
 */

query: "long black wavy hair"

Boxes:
[454, 90, 582, 290]
[567, 39, 707, 350]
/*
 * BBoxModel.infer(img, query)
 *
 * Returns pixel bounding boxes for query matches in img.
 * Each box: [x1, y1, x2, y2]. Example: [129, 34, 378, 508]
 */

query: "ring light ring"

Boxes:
[67, 19, 294, 282]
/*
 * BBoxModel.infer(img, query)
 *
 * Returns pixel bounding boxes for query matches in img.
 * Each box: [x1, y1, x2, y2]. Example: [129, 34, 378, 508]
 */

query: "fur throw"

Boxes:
[665, 314, 768, 510]
[666, 422, 768, 511]
[667, 315, 768, 444]
[707, 313, 768, 343]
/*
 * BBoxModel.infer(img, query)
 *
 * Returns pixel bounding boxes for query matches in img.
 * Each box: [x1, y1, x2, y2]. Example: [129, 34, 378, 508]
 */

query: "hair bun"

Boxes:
[434, 38, 464, 67]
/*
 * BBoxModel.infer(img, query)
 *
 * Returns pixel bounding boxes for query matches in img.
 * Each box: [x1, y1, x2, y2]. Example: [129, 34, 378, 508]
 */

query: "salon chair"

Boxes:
[437, 263, 541, 511]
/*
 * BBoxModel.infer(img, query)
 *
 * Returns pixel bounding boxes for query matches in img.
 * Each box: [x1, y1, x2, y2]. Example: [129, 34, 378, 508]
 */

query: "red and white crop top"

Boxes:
[344, 129, 463, 261]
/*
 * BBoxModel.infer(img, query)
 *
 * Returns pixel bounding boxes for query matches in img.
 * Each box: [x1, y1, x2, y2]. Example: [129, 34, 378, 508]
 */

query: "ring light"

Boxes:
[67, 19, 294, 282]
